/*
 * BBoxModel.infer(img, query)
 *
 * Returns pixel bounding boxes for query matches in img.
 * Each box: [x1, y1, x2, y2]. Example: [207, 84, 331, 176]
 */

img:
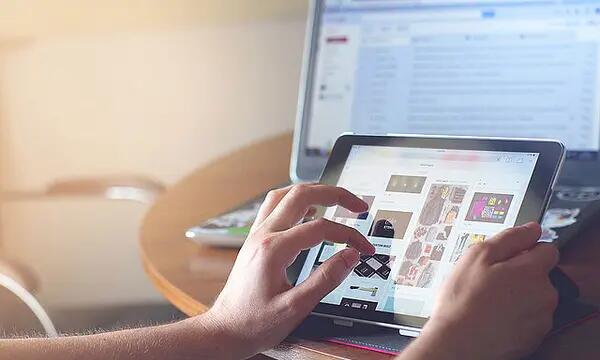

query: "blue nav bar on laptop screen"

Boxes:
[305, 0, 600, 159]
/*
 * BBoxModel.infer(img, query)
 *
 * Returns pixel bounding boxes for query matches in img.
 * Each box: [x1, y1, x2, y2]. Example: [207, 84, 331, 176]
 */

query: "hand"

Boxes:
[402, 223, 559, 360]
[200, 184, 375, 359]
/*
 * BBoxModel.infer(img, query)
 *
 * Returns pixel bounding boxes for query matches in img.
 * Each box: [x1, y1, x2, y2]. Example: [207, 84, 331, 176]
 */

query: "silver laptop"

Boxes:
[291, 0, 600, 194]
[189, 0, 600, 247]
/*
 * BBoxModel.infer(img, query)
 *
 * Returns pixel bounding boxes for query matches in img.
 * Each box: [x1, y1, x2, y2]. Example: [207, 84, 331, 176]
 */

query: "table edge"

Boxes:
[139, 244, 207, 316]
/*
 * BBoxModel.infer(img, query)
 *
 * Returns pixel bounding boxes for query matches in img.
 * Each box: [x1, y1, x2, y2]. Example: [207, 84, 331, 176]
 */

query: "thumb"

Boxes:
[287, 248, 360, 318]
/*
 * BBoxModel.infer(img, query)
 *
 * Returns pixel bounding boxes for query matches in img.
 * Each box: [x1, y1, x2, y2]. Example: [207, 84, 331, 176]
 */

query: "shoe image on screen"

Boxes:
[352, 254, 396, 280]
[466, 193, 514, 224]
[367, 210, 412, 239]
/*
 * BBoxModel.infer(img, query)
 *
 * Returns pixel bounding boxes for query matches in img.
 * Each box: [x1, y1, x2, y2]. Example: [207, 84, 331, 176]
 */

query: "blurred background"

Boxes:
[0, 0, 307, 334]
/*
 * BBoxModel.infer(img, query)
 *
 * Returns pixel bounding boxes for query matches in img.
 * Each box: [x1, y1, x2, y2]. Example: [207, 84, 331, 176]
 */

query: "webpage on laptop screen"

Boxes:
[296, 145, 539, 318]
[306, 0, 600, 158]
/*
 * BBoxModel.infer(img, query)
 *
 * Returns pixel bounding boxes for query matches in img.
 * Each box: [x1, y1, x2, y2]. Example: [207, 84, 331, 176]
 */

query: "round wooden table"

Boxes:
[140, 133, 600, 359]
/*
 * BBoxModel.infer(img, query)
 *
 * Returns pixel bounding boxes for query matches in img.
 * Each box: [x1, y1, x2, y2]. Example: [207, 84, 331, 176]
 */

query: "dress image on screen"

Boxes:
[396, 184, 468, 288]
[466, 193, 514, 224]
[367, 210, 412, 240]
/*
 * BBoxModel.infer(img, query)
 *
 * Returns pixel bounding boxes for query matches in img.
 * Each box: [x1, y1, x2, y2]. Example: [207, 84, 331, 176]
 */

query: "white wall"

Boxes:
[0, 9, 306, 308]
[0, 20, 305, 190]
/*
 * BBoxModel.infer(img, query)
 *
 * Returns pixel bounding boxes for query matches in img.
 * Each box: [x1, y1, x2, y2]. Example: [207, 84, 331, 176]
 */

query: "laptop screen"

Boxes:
[300, 0, 600, 170]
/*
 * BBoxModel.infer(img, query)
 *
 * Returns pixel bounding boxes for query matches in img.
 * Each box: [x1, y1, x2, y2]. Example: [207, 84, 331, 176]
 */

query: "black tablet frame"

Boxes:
[288, 134, 566, 330]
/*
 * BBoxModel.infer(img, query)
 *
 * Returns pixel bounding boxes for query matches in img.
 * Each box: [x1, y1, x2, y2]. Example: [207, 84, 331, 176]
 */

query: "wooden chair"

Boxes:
[0, 258, 57, 337]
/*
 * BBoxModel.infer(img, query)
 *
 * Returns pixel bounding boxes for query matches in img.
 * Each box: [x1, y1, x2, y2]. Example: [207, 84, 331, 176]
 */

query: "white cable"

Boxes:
[0, 273, 58, 337]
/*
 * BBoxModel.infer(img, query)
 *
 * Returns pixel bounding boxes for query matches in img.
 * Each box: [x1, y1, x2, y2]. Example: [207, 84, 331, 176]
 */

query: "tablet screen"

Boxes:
[295, 145, 539, 319]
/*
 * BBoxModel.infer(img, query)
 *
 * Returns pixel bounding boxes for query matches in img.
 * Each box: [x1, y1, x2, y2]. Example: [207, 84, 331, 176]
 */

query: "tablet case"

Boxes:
[293, 316, 413, 355]
[293, 270, 598, 356]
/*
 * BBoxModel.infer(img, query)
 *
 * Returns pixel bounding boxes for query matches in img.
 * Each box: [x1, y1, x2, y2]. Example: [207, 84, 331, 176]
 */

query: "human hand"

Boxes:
[402, 223, 559, 360]
[200, 184, 375, 359]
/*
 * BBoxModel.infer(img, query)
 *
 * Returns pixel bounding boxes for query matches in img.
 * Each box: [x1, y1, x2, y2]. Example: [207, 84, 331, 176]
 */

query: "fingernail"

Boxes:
[341, 248, 360, 268]
[355, 200, 369, 212]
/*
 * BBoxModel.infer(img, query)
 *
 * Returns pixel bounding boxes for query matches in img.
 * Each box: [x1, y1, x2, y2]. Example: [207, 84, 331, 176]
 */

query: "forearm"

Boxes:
[0, 313, 236, 360]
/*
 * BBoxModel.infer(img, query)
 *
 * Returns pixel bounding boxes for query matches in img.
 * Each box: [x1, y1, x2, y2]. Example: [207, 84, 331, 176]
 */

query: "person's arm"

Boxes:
[399, 223, 559, 360]
[1, 314, 229, 360]
[2, 184, 375, 360]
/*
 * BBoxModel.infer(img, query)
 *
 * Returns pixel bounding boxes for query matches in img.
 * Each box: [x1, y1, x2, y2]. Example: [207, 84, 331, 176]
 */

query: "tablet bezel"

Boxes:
[287, 134, 565, 330]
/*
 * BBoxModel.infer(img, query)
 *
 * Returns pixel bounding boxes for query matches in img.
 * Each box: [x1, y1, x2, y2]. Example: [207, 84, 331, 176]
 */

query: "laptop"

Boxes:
[290, 0, 600, 248]
[189, 0, 600, 248]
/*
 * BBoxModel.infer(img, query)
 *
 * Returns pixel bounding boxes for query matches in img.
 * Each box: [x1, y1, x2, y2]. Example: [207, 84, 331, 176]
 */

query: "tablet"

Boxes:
[289, 134, 565, 334]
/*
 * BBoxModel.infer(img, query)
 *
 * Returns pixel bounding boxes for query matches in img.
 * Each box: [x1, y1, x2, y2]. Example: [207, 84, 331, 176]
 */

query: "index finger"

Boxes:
[482, 222, 542, 264]
[264, 184, 369, 231]
[273, 218, 375, 264]
[250, 185, 295, 234]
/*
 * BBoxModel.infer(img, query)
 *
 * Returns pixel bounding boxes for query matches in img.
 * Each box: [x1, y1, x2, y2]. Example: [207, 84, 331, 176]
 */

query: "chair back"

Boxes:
[0, 264, 57, 337]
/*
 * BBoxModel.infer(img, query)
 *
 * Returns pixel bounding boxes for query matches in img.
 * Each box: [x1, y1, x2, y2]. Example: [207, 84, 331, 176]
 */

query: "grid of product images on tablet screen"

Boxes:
[296, 146, 539, 318]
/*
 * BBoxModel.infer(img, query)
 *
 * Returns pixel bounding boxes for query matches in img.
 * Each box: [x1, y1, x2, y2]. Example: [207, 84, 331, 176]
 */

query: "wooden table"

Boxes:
[140, 133, 600, 359]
